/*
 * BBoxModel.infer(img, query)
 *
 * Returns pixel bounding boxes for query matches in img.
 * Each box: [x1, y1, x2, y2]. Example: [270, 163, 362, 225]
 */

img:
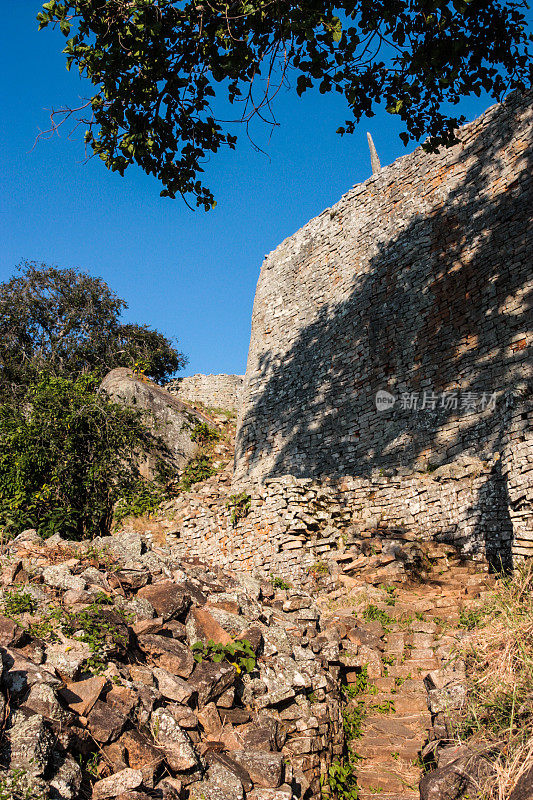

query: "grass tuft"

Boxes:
[454, 563, 533, 799]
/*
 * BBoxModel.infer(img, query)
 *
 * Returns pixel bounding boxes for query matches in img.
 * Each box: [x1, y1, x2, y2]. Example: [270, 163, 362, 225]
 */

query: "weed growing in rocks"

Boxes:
[328, 666, 371, 799]
[342, 666, 369, 699]
[191, 638, 256, 674]
[362, 605, 393, 628]
[309, 561, 329, 577]
[458, 605, 491, 630]
[13, 592, 131, 674]
[3, 589, 37, 616]
[226, 492, 251, 526]
[342, 703, 366, 740]
[321, 756, 360, 800]
[62, 598, 130, 672]
[270, 575, 292, 590]
[369, 699, 396, 715]
[380, 585, 397, 606]
[176, 414, 222, 491]
[0, 769, 45, 800]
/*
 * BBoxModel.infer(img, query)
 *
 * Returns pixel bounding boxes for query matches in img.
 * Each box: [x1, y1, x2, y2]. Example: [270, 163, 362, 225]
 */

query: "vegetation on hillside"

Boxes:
[0, 261, 186, 400]
[0, 373, 166, 539]
[0, 263, 191, 540]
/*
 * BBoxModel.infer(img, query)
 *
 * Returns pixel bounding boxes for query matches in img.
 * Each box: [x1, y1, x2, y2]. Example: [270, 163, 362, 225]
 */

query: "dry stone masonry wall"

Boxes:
[167, 375, 244, 412]
[156, 451, 506, 582]
[234, 91, 533, 563]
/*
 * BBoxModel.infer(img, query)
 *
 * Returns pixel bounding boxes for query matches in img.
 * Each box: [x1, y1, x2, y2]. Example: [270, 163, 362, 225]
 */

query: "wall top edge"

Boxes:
[260, 90, 528, 267]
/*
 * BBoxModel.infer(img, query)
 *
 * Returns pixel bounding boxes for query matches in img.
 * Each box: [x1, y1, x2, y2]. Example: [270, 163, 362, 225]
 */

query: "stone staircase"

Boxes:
[318, 561, 496, 800]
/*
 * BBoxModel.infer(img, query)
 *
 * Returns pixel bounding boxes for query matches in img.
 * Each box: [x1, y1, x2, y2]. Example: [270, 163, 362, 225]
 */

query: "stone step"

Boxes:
[364, 713, 431, 737]
[363, 692, 429, 715]
[387, 660, 439, 678]
[357, 764, 420, 794]
[354, 736, 423, 763]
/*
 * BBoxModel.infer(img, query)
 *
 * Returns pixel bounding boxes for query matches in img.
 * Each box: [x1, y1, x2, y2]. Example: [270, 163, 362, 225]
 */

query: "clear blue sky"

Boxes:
[1, 5, 528, 377]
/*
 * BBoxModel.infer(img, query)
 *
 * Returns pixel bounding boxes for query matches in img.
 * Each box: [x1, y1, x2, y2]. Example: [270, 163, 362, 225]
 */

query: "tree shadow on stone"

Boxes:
[236, 92, 532, 564]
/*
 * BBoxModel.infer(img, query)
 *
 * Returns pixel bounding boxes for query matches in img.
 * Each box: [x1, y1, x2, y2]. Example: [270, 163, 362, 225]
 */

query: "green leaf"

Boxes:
[386, 99, 404, 114]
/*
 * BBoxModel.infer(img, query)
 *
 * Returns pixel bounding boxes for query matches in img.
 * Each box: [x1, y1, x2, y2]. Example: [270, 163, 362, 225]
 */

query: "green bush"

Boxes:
[180, 453, 217, 490]
[188, 420, 220, 446]
[0, 373, 165, 539]
[270, 575, 292, 590]
[226, 492, 251, 526]
[113, 482, 165, 525]
[320, 756, 360, 800]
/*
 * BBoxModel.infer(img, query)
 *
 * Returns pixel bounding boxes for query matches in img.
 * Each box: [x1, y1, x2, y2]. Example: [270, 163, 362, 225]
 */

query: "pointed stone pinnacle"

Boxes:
[367, 132, 381, 175]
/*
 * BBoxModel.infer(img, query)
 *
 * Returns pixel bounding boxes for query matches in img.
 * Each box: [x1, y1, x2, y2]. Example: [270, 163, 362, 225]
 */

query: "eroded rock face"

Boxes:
[0, 529, 344, 799]
[100, 367, 215, 478]
[419, 750, 494, 800]
[510, 765, 533, 800]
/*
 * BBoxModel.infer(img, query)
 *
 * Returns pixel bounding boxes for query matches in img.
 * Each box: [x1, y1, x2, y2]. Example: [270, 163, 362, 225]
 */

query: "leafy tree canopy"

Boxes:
[37, 0, 531, 209]
[0, 261, 187, 397]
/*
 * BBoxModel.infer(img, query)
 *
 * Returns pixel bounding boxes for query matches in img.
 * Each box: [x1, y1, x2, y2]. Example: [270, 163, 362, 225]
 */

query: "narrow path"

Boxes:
[319, 562, 495, 800]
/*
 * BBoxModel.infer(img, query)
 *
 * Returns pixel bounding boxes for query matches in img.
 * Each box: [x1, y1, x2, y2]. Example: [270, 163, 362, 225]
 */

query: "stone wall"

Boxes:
[161, 453, 511, 581]
[234, 91, 533, 561]
[167, 374, 244, 412]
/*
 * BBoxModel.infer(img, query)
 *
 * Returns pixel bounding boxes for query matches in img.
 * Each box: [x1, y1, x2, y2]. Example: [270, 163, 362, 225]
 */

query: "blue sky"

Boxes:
[1, 5, 529, 377]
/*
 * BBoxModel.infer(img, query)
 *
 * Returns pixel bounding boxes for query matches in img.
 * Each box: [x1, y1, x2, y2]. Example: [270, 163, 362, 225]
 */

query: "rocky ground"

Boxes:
[0, 518, 494, 800]
[0, 414, 505, 800]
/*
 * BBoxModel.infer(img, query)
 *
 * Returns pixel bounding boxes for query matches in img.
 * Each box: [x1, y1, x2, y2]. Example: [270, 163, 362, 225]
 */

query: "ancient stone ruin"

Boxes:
[233, 90, 532, 566]
[0, 93, 530, 800]
[166, 375, 244, 413]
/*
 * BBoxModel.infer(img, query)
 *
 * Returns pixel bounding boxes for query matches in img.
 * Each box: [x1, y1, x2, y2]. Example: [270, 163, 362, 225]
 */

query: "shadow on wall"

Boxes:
[235, 92, 532, 567]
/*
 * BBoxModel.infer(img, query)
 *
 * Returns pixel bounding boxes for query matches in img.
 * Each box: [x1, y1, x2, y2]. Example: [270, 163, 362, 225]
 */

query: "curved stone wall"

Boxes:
[234, 91, 533, 560]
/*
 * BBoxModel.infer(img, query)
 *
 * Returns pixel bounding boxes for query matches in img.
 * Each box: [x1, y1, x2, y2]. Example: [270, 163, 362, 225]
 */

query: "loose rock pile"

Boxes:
[0, 528, 345, 800]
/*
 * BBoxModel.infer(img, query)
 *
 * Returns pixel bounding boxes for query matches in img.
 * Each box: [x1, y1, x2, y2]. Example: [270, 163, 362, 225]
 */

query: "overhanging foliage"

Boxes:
[37, 0, 532, 208]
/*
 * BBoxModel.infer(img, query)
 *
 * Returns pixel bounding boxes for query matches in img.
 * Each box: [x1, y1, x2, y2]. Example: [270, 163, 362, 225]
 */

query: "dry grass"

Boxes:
[456, 563, 533, 798]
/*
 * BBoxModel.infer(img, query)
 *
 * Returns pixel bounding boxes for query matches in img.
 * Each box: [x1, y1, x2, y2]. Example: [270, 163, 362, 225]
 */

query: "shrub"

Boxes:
[113, 482, 165, 525]
[320, 756, 360, 800]
[270, 575, 292, 590]
[188, 420, 220, 446]
[180, 454, 217, 490]
[0, 373, 167, 539]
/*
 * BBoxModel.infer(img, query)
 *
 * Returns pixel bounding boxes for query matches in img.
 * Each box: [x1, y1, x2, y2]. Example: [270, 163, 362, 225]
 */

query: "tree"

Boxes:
[0, 373, 160, 538]
[0, 261, 187, 398]
[37, 0, 531, 209]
